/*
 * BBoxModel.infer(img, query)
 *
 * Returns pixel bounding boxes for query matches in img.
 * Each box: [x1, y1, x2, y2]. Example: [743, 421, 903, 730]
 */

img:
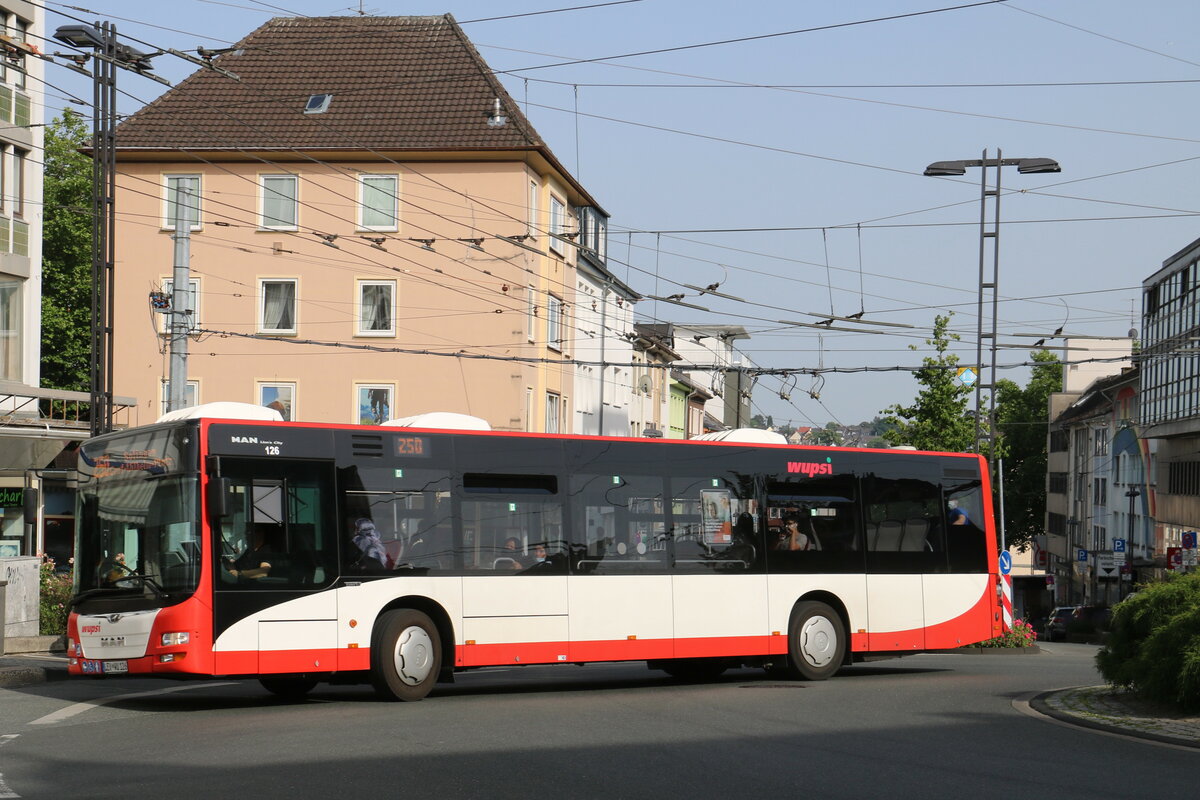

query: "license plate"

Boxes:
[100, 636, 125, 647]
[81, 660, 128, 674]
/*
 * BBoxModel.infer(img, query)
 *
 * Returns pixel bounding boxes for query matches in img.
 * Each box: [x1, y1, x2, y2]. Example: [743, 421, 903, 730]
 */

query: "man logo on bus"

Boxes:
[787, 459, 833, 476]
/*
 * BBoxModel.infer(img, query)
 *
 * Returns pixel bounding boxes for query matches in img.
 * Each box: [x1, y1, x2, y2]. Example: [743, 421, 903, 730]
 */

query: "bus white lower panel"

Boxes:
[866, 575, 925, 650]
[672, 574, 768, 657]
[568, 576, 674, 661]
[462, 575, 568, 617]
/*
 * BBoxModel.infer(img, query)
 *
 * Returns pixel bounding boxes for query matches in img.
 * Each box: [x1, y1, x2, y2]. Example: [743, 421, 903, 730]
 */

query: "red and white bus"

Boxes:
[67, 408, 1001, 700]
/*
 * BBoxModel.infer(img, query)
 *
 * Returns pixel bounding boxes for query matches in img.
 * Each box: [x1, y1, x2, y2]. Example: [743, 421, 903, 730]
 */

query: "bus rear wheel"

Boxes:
[371, 609, 442, 701]
[259, 676, 318, 698]
[787, 601, 845, 681]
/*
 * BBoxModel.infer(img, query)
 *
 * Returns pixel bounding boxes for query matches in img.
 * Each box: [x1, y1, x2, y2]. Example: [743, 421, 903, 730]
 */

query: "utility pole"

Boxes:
[167, 186, 192, 412]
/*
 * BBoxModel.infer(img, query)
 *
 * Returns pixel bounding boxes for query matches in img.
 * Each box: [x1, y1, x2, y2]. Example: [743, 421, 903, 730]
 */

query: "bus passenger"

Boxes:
[351, 518, 393, 571]
[774, 518, 813, 551]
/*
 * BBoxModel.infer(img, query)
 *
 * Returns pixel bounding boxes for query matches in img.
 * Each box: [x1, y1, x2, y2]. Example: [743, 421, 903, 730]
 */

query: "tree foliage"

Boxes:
[994, 349, 1061, 550]
[879, 313, 975, 453]
[811, 422, 844, 446]
[1097, 573, 1200, 711]
[41, 109, 92, 391]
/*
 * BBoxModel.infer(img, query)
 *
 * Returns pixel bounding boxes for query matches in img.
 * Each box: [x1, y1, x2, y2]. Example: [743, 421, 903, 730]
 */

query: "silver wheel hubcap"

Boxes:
[799, 615, 836, 668]
[393, 625, 434, 685]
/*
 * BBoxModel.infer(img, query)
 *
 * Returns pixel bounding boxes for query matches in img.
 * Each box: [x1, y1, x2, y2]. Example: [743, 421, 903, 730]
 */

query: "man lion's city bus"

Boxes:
[67, 404, 1001, 700]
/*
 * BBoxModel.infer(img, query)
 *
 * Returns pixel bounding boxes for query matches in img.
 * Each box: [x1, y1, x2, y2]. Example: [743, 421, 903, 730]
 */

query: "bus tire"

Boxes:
[259, 676, 318, 698]
[372, 608, 442, 702]
[787, 601, 845, 681]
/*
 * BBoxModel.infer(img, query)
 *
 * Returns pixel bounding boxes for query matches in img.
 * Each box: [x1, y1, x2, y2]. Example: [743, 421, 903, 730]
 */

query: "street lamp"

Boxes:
[924, 150, 1061, 468]
[53, 22, 163, 435]
[1125, 486, 1140, 598]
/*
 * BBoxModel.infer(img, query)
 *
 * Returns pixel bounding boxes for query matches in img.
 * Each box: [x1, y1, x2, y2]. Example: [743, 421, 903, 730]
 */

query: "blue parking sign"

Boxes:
[1114, 539, 1126, 553]
[1077, 549, 1088, 562]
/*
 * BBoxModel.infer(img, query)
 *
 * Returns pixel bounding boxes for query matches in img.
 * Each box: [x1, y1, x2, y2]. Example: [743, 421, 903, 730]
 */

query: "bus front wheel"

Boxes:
[787, 601, 845, 681]
[372, 609, 442, 701]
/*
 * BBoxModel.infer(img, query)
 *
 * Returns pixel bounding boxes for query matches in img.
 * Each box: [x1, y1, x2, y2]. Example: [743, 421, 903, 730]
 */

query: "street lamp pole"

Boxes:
[924, 151, 1061, 472]
[1126, 486, 1140, 599]
[53, 23, 167, 435]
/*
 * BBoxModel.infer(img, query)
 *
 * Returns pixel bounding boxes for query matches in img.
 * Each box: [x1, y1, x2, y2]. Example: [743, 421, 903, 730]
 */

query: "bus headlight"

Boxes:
[161, 632, 190, 647]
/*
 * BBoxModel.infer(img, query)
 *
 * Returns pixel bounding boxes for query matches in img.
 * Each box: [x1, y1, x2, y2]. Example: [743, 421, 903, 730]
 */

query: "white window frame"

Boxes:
[160, 379, 199, 416]
[547, 294, 562, 351]
[358, 174, 399, 231]
[164, 174, 202, 231]
[260, 174, 298, 230]
[549, 195, 565, 255]
[355, 383, 394, 425]
[357, 279, 396, 336]
[545, 391, 561, 433]
[528, 179, 539, 238]
[258, 278, 297, 335]
[258, 382, 296, 421]
[160, 277, 200, 334]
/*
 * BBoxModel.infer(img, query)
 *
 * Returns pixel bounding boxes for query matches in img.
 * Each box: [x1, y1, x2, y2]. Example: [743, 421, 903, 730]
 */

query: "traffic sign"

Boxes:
[1113, 538, 1126, 553]
[1183, 531, 1197, 549]
[1168, 546, 1182, 569]
[956, 367, 978, 387]
[1077, 548, 1088, 562]
[1184, 549, 1198, 567]
[998, 551, 1012, 575]
[1045, 575, 1056, 590]
[1096, 552, 1120, 578]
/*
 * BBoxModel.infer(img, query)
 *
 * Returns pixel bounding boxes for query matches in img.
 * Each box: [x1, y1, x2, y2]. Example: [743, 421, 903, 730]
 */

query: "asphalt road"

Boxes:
[0, 643, 1194, 799]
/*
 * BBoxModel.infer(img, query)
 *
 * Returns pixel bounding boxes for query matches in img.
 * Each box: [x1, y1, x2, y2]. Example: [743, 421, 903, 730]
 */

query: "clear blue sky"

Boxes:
[39, 1, 1200, 428]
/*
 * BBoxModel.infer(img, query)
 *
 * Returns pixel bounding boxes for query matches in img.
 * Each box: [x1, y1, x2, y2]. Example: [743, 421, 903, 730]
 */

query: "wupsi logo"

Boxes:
[786, 460, 833, 476]
[81, 624, 101, 634]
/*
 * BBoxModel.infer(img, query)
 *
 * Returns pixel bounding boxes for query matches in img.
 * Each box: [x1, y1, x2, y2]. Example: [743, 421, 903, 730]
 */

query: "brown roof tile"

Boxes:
[115, 15, 546, 153]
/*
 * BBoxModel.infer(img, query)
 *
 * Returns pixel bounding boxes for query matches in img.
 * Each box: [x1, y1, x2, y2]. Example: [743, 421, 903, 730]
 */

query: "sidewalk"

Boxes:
[0, 635, 69, 688]
[1032, 685, 1200, 749]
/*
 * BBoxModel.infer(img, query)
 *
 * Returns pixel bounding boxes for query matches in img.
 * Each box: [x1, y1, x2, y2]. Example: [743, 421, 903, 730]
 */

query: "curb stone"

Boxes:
[1032, 686, 1200, 749]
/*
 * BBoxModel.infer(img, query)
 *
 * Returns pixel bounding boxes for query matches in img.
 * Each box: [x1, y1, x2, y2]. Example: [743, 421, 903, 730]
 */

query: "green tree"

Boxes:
[41, 109, 92, 391]
[811, 422, 843, 446]
[994, 349, 1061, 551]
[879, 313, 976, 453]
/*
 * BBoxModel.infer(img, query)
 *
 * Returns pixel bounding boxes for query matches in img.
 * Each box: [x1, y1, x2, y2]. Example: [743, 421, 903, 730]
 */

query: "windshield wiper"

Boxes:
[69, 573, 168, 608]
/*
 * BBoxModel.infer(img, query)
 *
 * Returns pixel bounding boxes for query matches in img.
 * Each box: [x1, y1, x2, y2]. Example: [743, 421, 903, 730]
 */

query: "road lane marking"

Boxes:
[0, 734, 20, 798]
[29, 682, 237, 726]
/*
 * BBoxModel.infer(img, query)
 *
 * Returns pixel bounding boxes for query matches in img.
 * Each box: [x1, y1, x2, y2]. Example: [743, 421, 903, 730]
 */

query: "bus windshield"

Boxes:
[74, 426, 201, 602]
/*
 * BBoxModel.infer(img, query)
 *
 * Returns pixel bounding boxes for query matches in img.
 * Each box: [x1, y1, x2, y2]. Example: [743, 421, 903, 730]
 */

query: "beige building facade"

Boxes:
[110, 15, 610, 432]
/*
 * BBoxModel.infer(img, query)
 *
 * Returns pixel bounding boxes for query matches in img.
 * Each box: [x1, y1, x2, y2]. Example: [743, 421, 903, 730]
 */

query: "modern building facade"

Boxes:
[109, 15, 627, 433]
[1141, 236, 1200, 554]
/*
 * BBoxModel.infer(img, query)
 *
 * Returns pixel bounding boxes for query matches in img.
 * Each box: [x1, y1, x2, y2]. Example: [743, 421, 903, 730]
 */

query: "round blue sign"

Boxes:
[998, 551, 1013, 575]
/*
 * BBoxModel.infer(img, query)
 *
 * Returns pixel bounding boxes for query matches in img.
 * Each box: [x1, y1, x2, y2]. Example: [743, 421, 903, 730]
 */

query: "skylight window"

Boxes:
[304, 94, 332, 115]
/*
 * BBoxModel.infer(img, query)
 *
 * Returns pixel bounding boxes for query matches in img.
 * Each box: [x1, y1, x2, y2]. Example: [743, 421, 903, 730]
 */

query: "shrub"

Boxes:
[978, 618, 1037, 648]
[1096, 572, 1200, 712]
[38, 559, 73, 636]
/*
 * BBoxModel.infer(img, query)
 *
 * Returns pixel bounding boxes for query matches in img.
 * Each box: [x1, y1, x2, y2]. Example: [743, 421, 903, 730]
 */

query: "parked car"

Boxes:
[1044, 605, 1080, 642]
[1070, 605, 1112, 635]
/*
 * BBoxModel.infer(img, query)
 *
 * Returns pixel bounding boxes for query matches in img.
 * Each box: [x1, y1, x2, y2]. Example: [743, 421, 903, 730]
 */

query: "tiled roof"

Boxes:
[115, 15, 545, 152]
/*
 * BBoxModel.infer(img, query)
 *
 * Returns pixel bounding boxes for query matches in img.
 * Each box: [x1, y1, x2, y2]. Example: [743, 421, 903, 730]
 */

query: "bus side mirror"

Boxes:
[208, 477, 234, 518]
[23, 487, 39, 524]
